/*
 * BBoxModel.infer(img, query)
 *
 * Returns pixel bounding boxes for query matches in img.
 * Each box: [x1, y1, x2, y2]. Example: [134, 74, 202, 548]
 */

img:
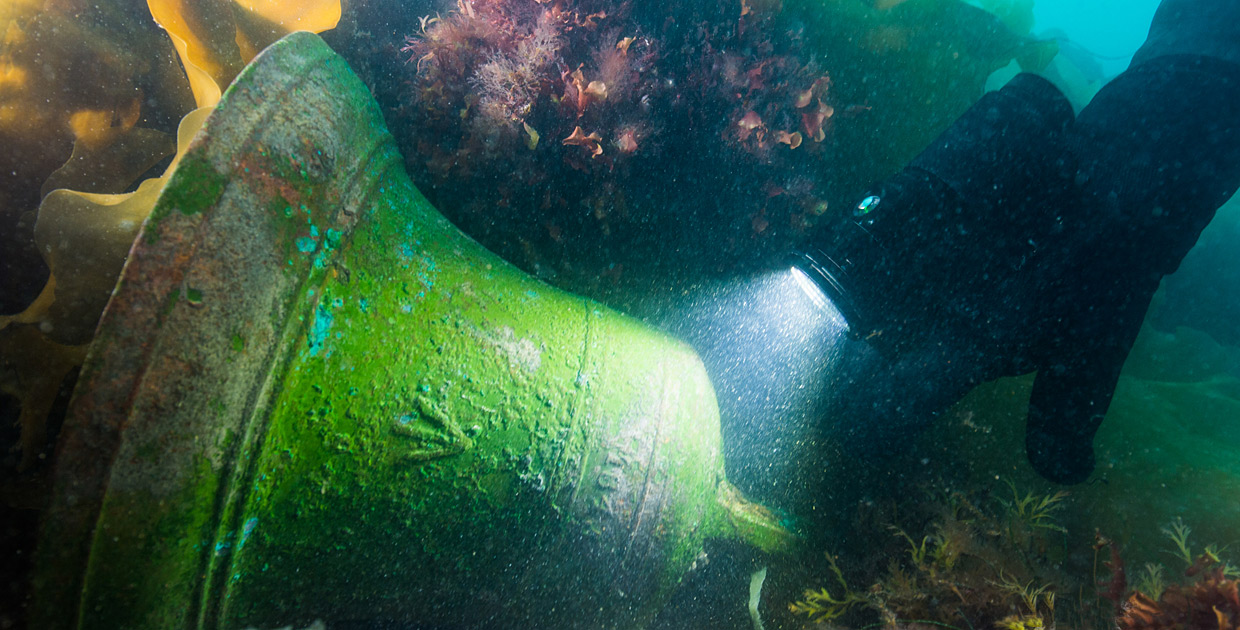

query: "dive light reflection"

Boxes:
[662, 268, 850, 499]
[790, 264, 831, 312]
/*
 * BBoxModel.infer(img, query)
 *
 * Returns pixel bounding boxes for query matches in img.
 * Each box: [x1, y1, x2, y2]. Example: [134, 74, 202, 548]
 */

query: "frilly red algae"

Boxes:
[394, 0, 842, 292]
[375, 0, 1044, 308]
[1101, 519, 1240, 630]
[1118, 572, 1240, 630]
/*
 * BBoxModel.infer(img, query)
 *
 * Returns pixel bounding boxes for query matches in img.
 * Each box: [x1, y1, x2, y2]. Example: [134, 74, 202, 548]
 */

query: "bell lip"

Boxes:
[31, 31, 383, 629]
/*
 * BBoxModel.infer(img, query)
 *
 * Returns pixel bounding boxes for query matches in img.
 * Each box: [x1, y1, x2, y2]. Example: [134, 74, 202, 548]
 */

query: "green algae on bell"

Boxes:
[32, 31, 794, 630]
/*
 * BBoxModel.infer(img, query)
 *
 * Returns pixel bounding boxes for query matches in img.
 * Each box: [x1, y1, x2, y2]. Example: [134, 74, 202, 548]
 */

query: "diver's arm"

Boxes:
[1131, 0, 1240, 68]
[1072, 0, 1240, 268]
[798, 0, 1240, 486]
[1025, 0, 1240, 483]
[1068, 56, 1240, 280]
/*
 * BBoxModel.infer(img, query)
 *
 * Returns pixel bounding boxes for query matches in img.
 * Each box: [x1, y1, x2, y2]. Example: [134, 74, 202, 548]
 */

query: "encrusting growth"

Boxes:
[396, 0, 841, 286]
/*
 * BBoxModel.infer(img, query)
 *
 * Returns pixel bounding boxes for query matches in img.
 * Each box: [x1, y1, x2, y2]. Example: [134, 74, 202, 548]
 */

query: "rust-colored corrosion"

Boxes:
[33, 32, 793, 630]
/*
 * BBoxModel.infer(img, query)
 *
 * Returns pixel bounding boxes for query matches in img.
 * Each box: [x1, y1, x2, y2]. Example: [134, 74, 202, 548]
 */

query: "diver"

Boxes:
[795, 0, 1240, 485]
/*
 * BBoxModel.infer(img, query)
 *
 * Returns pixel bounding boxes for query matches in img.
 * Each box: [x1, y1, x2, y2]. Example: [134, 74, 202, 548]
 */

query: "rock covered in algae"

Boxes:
[337, 0, 1047, 307]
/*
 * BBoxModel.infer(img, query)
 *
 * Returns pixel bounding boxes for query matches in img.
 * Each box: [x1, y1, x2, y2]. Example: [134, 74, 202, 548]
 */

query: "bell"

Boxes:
[32, 32, 793, 629]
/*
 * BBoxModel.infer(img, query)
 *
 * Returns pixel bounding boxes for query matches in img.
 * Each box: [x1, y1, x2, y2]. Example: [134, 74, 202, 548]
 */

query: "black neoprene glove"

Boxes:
[1024, 51, 1240, 483]
[806, 4, 1240, 483]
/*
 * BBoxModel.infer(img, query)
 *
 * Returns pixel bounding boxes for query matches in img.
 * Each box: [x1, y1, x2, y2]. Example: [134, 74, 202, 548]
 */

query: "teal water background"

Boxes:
[1030, 0, 1160, 75]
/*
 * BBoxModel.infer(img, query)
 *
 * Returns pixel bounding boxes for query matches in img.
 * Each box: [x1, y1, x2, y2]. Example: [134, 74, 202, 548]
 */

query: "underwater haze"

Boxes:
[1030, 0, 1161, 75]
[2, 1, 1239, 630]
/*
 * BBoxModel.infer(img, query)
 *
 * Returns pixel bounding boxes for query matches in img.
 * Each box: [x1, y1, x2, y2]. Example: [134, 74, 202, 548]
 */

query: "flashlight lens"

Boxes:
[790, 266, 828, 310]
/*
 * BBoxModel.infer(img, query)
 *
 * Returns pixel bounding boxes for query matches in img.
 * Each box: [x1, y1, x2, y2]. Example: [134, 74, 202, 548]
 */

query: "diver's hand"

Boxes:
[1024, 355, 1117, 486]
[808, 51, 1240, 485]
[1022, 51, 1240, 483]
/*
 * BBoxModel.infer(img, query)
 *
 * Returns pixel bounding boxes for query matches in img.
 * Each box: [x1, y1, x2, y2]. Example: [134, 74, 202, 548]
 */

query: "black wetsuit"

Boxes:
[1025, 0, 1240, 483]
[822, 0, 1240, 484]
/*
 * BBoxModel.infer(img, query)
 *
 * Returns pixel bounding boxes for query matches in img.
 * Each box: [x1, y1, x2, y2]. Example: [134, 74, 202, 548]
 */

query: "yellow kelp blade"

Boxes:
[147, 0, 341, 107]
